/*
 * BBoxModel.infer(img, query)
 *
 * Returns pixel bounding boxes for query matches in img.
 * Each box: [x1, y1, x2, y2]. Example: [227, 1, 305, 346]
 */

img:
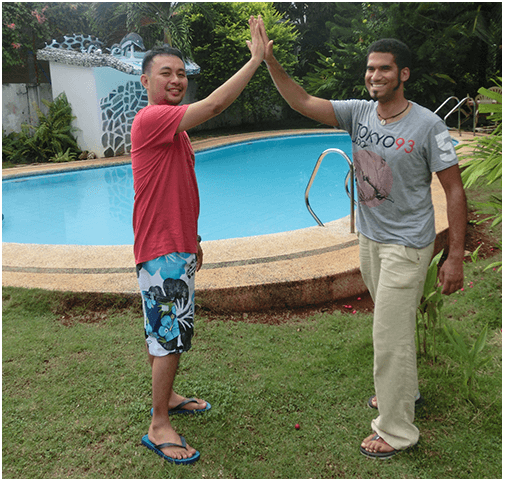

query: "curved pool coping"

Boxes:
[2, 128, 472, 312]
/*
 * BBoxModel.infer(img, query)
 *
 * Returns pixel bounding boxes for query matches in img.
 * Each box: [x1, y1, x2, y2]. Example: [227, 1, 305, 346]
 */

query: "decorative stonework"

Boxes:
[37, 48, 143, 76]
[44, 33, 105, 53]
[37, 32, 201, 76]
[100, 80, 148, 157]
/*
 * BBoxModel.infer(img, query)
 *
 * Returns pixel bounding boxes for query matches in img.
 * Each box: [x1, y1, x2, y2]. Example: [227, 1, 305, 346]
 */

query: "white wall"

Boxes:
[2, 83, 53, 134]
[49, 62, 104, 156]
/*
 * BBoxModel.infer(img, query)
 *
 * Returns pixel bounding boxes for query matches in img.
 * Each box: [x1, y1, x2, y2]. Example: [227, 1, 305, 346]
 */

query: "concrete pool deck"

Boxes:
[2, 128, 476, 311]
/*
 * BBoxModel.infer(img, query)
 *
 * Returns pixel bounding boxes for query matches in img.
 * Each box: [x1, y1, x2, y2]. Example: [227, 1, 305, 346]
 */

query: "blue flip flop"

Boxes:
[141, 434, 200, 465]
[150, 398, 212, 417]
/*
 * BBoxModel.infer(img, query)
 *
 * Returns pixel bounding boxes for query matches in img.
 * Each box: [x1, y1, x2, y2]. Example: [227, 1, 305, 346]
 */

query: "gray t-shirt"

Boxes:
[331, 99, 459, 248]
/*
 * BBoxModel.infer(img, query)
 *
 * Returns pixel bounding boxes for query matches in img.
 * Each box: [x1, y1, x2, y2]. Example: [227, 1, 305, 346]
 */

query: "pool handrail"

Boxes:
[305, 148, 355, 233]
[435, 96, 476, 136]
[444, 96, 476, 137]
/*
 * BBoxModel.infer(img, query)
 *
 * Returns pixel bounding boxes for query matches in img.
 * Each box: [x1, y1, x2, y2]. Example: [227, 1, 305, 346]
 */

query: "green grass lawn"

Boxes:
[2, 247, 501, 478]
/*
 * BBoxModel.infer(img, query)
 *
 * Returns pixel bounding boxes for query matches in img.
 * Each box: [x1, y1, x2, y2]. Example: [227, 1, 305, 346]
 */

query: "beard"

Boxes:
[370, 72, 402, 101]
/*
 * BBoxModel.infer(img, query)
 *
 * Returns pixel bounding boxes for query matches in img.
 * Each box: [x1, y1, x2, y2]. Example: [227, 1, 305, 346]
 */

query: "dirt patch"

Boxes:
[464, 211, 501, 259]
[51, 292, 142, 326]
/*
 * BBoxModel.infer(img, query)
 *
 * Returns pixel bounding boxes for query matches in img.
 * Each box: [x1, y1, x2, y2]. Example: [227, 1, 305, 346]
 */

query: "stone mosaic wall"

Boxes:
[44, 34, 104, 54]
[100, 80, 148, 157]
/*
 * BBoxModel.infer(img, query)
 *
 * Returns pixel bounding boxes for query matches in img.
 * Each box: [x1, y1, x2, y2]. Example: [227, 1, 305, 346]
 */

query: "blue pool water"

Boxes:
[2, 133, 353, 245]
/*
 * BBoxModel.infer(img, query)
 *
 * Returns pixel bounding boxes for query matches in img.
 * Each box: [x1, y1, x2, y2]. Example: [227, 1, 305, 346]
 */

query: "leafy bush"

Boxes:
[458, 80, 502, 249]
[302, 3, 501, 110]
[48, 148, 78, 163]
[3, 93, 80, 165]
[188, 2, 299, 124]
[2, 130, 25, 164]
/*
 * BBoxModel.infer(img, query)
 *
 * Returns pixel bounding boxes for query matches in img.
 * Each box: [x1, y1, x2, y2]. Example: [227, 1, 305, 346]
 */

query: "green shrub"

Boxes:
[3, 93, 80, 165]
[2, 130, 26, 164]
[443, 324, 493, 404]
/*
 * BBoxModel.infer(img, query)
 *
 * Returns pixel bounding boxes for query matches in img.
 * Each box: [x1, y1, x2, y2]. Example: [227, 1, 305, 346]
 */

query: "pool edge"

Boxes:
[2, 128, 471, 312]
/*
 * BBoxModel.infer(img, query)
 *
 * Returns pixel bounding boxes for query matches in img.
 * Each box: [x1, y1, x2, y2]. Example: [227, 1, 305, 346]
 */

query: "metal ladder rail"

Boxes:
[305, 148, 355, 233]
[435, 96, 477, 136]
[434, 96, 459, 117]
[444, 96, 476, 136]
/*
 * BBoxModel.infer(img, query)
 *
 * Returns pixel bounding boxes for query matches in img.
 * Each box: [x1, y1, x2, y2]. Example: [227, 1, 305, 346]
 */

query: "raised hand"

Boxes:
[257, 15, 274, 63]
[246, 15, 265, 64]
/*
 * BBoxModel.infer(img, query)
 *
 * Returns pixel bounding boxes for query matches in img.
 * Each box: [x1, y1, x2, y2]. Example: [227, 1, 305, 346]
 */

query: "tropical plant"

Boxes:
[273, 2, 349, 79]
[127, 2, 215, 59]
[443, 324, 493, 404]
[467, 244, 483, 264]
[48, 148, 78, 163]
[86, 2, 129, 46]
[416, 250, 445, 363]
[2, 2, 51, 70]
[302, 3, 502, 109]
[2, 130, 24, 165]
[457, 80, 502, 269]
[459, 82, 502, 189]
[188, 2, 298, 124]
[5, 93, 80, 164]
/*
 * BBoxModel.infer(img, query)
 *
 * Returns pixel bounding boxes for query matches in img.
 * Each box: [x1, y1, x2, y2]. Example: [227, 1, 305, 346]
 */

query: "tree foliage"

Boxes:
[3, 92, 80, 164]
[87, 2, 215, 58]
[273, 2, 346, 79]
[302, 2, 502, 110]
[187, 2, 298, 123]
[3, 2, 501, 129]
[303, 3, 368, 100]
[458, 80, 502, 229]
[2, 2, 91, 71]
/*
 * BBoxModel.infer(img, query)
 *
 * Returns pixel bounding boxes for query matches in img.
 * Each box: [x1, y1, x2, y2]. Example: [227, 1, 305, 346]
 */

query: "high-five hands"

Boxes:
[246, 15, 265, 63]
[256, 15, 275, 63]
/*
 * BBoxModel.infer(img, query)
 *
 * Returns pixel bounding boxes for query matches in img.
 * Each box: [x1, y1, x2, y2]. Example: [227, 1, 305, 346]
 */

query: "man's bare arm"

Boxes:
[436, 164, 467, 295]
[258, 17, 338, 127]
[177, 16, 264, 133]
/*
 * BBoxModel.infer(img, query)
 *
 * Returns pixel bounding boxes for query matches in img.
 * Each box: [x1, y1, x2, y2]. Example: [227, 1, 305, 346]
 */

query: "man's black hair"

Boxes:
[142, 45, 184, 74]
[367, 38, 412, 71]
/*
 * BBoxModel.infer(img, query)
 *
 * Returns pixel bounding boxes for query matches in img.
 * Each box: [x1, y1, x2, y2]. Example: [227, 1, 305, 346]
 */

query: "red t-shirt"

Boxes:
[131, 104, 199, 264]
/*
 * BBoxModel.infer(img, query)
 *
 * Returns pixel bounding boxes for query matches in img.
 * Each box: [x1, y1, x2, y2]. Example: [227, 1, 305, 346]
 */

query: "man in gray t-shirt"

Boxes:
[258, 20, 466, 459]
[332, 99, 460, 249]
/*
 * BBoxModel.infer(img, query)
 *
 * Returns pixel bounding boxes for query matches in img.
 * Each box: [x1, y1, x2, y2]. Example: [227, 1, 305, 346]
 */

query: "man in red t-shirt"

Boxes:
[131, 16, 265, 465]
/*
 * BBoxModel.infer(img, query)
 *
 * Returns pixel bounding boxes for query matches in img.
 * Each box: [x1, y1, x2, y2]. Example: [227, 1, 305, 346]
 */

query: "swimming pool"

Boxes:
[2, 133, 353, 245]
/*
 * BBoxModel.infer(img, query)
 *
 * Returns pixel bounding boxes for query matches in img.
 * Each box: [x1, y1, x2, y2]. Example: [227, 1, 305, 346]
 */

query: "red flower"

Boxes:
[31, 10, 47, 24]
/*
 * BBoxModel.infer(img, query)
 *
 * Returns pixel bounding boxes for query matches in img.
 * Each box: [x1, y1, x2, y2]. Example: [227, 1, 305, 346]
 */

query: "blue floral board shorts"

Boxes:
[136, 253, 197, 357]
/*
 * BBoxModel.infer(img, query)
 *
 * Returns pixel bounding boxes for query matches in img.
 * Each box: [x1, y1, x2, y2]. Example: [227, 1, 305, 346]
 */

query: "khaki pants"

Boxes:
[359, 233, 434, 450]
